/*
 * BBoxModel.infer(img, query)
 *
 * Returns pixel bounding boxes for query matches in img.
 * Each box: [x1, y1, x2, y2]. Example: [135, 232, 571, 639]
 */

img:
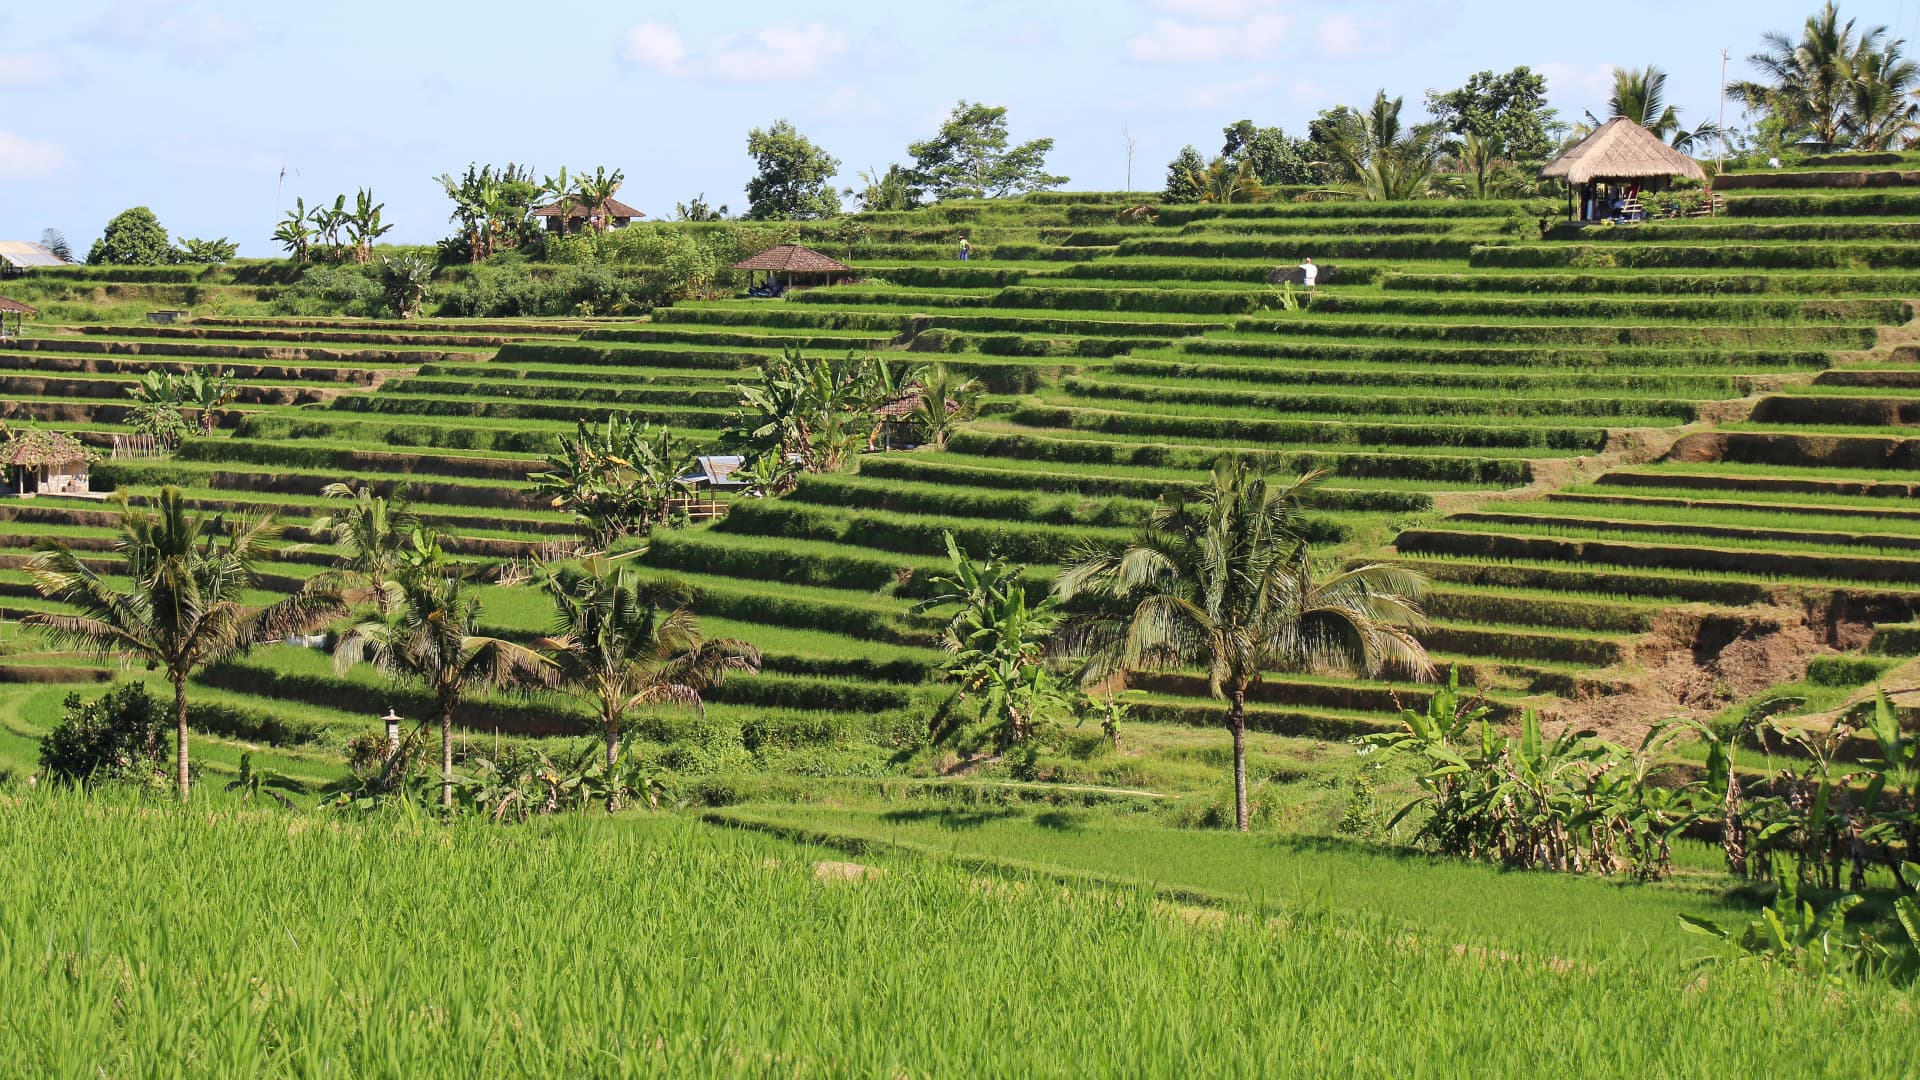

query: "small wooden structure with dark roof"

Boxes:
[4, 428, 92, 496]
[730, 245, 851, 295]
[531, 197, 646, 234]
[870, 384, 958, 450]
[0, 296, 35, 339]
[1541, 118, 1710, 223]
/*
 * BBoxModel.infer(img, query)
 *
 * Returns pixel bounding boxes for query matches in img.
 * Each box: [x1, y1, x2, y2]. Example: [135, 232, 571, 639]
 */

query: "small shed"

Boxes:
[1540, 118, 1709, 222]
[531, 197, 645, 234]
[4, 429, 92, 496]
[681, 455, 749, 491]
[0, 241, 66, 277]
[0, 296, 35, 339]
[730, 245, 851, 296]
[870, 385, 961, 450]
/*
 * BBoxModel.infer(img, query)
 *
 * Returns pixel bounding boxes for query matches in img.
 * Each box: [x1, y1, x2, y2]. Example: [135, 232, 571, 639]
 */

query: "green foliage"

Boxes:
[1683, 856, 1920, 986]
[1162, 145, 1208, 201]
[174, 236, 239, 264]
[1361, 674, 1708, 879]
[87, 206, 175, 265]
[850, 164, 918, 212]
[1424, 66, 1559, 163]
[379, 252, 433, 318]
[674, 193, 728, 221]
[434, 163, 544, 261]
[907, 101, 1067, 201]
[529, 417, 698, 546]
[224, 751, 308, 808]
[1729, 2, 1914, 152]
[37, 684, 169, 788]
[123, 369, 192, 450]
[1220, 120, 1317, 186]
[275, 262, 384, 316]
[914, 532, 1068, 745]
[722, 347, 900, 473]
[744, 119, 842, 220]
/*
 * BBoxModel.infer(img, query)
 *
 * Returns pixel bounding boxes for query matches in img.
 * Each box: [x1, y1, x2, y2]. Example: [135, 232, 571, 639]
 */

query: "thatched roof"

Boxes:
[874, 384, 959, 420]
[0, 296, 37, 315]
[730, 244, 850, 274]
[1540, 118, 1707, 185]
[5, 429, 89, 467]
[531, 197, 645, 221]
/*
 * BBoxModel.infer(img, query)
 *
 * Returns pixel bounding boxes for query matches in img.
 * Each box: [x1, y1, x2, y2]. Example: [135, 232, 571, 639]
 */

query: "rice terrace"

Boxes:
[5, 1, 1920, 1074]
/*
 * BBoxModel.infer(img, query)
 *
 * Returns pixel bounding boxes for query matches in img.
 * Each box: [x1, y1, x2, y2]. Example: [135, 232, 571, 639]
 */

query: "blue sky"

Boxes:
[0, 0, 1910, 255]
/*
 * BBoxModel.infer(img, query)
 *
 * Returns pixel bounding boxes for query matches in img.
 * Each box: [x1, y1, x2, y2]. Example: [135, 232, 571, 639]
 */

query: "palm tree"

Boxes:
[437, 166, 502, 262]
[333, 535, 554, 808]
[1313, 91, 1448, 201]
[1182, 156, 1267, 204]
[1055, 460, 1433, 831]
[24, 488, 344, 799]
[1846, 40, 1920, 150]
[1730, 2, 1872, 151]
[573, 166, 627, 233]
[345, 188, 392, 263]
[906, 364, 984, 451]
[536, 558, 760, 779]
[273, 197, 313, 263]
[177, 367, 237, 436]
[311, 482, 419, 612]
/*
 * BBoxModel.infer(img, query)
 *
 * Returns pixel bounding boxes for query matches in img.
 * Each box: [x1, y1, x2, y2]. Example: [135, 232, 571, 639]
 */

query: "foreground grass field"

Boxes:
[1, 793, 1915, 1077]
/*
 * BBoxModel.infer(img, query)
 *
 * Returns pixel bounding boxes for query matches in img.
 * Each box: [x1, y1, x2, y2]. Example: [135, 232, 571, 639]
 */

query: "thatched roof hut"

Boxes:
[4, 428, 93, 496]
[531, 197, 645, 234]
[1540, 118, 1707, 186]
[0, 295, 35, 338]
[731, 245, 851, 275]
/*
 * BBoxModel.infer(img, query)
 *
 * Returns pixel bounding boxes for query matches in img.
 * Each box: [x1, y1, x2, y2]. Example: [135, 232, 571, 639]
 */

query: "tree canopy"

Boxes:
[744, 120, 842, 221]
[1730, 2, 1917, 151]
[87, 207, 174, 265]
[907, 101, 1067, 201]
[1220, 120, 1317, 186]
[1424, 67, 1559, 163]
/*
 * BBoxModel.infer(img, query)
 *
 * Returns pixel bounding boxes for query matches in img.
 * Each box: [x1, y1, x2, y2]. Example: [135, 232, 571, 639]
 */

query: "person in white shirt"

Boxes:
[1299, 257, 1318, 297]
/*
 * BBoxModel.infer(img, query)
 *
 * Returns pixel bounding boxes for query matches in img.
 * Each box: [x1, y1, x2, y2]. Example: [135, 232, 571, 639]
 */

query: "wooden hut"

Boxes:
[1540, 118, 1708, 222]
[4, 429, 92, 496]
[730, 245, 851, 296]
[0, 296, 35, 339]
[531, 197, 645, 234]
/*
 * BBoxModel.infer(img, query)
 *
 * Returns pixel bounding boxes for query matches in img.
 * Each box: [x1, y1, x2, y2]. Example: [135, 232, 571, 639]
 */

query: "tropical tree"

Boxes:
[1163, 145, 1210, 201]
[437, 166, 504, 262]
[24, 488, 344, 799]
[1425, 67, 1560, 164]
[1309, 91, 1449, 201]
[1054, 461, 1433, 830]
[332, 532, 553, 808]
[345, 189, 392, 263]
[537, 558, 760, 779]
[177, 367, 237, 436]
[530, 417, 697, 545]
[1180, 156, 1268, 204]
[572, 166, 626, 233]
[1586, 65, 1720, 152]
[745, 119, 843, 220]
[905, 364, 984, 451]
[907, 101, 1067, 201]
[39, 227, 72, 262]
[1220, 120, 1319, 186]
[915, 534, 1067, 746]
[850, 164, 918, 212]
[1730, 2, 1878, 151]
[380, 253, 433, 319]
[124, 370, 190, 450]
[674, 193, 729, 221]
[1846, 38, 1920, 150]
[311, 482, 420, 612]
[723, 348, 888, 473]
[174, 236, 239, 264]
[310, 195, 350, 261]
[87, 207, 174, 265]
[273, 198, 314, 262]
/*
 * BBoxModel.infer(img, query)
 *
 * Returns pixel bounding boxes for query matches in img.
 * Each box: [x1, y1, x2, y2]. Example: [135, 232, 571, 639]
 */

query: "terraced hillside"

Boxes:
[3, 162, 1918, 762]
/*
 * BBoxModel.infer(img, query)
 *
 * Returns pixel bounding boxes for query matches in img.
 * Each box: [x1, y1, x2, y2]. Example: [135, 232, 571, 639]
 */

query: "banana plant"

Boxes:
[274, 197, 313, 262]
[345, 188, 392, 263]
[225, 752, 309, 809]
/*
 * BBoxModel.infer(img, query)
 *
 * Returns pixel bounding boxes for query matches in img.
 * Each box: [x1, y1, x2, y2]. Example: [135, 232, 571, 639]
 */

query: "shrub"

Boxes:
[38, 684, 170, 788]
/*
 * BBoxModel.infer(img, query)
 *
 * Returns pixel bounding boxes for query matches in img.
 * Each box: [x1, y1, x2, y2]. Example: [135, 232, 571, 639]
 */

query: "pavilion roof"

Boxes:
[530, 197, 646, 220]
[730, 244, 851, 274]
[4, 429, 89, 467]
[0, 296, 37, 316]
[1539, 118, 1708, 185]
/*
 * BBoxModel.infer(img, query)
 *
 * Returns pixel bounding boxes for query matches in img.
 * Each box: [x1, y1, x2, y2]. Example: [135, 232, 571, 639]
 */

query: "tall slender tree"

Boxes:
[1730, 1, 1875, 151]
[311, 482, 420, 613]
[1055, 461, 1433, 831]
[332, 533, 553, 808]
[536, 558, 760, 777]
[25, 489, 344, 799]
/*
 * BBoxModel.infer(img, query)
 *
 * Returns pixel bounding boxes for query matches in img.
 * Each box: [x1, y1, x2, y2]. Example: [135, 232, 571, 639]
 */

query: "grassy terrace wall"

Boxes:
[3, 166, 1918, 762]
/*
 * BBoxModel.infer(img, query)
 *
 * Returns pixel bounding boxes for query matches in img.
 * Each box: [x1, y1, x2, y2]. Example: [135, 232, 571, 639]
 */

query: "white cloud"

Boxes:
[1145, 0, 1287, 18]
[0, 130, 70, 180]
[1313, 14, 1394, 59]
[619, 20, 687, 75]
[1126, 13, 1291, 64]
[81, 1, 258, 65]
[0, 52, 59, 87]
[1178, 71, 1275, 110]
[617, 20, 848, 83]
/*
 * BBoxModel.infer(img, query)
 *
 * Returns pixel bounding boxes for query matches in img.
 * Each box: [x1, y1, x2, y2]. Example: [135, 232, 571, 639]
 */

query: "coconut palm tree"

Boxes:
[1730, 2, 1873, 151]
[536, 558, 760, 783]
[333, 533, 554, 808]
[1055, 460, 1433, 831]
[1312, 91, 1448, 201]
[311, 482, 419, 613]
[24, 488, 345, 799]
[1846, 40, 1920, 150]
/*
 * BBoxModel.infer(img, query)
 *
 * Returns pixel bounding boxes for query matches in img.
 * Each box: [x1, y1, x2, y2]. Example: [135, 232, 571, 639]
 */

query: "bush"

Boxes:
[38, 684, 170, 787]
[1804, 655, 1894, 688]
[275, 264, 385, 317]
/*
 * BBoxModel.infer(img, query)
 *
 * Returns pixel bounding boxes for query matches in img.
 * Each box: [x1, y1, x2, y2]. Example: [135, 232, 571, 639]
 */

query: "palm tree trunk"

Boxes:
[440, 697, 456, 810]
[173, 670, 191, 800]
[605, 723, 619, 772]
[1229, 689, 1249, 832]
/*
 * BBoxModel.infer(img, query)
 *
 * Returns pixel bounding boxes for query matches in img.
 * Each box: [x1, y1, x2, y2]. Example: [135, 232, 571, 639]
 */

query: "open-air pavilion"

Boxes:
[730, 245, 851, 297]
[1541, 117, 1708, 223]
[0, 296, 36, 339]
